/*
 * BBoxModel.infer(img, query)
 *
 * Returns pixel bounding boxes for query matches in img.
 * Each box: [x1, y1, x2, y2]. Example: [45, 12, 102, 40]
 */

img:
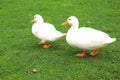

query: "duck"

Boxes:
[32, 14, 66, 48]
[62, 16, 116, 57]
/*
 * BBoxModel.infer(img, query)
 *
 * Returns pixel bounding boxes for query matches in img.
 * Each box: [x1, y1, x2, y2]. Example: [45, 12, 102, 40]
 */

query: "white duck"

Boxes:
[62, 16, 116, 57]
[32, 14, 65, 48]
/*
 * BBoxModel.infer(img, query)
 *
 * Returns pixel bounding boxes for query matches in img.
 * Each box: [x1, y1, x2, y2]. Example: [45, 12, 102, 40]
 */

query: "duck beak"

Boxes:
[62, 21, 69, 25]
[31, 19, 36, 23]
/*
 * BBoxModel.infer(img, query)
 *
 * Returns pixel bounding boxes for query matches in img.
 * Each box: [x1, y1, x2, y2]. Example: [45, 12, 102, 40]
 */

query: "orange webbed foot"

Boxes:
[90, 50, 99, 56]
[38, 42, 45, 45]
[43, 44, 51, 49]
[75, 50, 86, 57]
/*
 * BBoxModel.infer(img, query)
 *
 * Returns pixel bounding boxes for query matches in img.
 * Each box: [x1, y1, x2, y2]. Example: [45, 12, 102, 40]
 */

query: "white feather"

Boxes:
[65, 16, 116, 50]
[32, 14, 66, 42]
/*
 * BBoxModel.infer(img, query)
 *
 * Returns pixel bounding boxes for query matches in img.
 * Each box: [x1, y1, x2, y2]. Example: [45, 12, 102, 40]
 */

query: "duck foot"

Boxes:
[43, 44, 51, 49]
[90, 50, 99, 56]
[75, 50, 86, 57]
[38, 42, 45, 45]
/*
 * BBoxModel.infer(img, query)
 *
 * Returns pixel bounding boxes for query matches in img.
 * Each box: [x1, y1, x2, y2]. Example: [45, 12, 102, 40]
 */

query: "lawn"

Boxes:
[0, 0, 120, 80]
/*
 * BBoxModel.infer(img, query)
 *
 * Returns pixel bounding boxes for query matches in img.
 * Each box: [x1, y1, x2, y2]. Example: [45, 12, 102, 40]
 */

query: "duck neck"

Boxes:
[36, 20, 44, 24]
[36, 17, 44, 24]
[69, 22, 79, 31]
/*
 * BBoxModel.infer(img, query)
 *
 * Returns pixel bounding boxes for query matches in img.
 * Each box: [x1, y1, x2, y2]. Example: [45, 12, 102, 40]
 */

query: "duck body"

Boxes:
[66, 27, 116, 50]
[63, 16, 116, 57]
[32, 22, 65, 42]
[32, 14, 65, 48]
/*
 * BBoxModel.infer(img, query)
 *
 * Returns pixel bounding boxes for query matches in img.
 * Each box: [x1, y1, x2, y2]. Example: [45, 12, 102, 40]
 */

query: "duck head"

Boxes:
[32, 14, 44, 23]
[62, 16, 79, 30]
[62, 16, 79, 26]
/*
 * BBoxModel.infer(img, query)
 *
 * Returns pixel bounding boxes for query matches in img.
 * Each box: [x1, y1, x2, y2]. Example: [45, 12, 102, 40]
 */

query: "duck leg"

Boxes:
[90, 49, 99, 56]
[38, 41, 51, 49]
[38, 41, 46, 45]
[75, 50, 86, 57]
[43, 44, 51, 49]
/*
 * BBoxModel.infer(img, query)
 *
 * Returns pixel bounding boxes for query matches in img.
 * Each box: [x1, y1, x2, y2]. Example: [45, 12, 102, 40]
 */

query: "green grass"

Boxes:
[0, 0, 120, 80]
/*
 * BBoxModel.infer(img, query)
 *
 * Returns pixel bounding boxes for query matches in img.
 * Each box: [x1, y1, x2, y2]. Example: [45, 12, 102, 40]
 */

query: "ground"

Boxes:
[0, 0, 120, 80]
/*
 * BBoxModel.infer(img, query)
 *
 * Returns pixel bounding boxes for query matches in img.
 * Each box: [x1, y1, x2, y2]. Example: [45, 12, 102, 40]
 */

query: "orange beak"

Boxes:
[31, 19, 36, 23]
[62, 21, 69, 25]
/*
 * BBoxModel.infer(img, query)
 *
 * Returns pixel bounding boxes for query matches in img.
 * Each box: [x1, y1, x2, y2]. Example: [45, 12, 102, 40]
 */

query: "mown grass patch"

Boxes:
[0, 0, 120, 80]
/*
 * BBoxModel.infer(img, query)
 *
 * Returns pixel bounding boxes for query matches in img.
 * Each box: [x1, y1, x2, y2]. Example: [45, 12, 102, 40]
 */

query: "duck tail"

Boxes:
[105, 38, 116, 44]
